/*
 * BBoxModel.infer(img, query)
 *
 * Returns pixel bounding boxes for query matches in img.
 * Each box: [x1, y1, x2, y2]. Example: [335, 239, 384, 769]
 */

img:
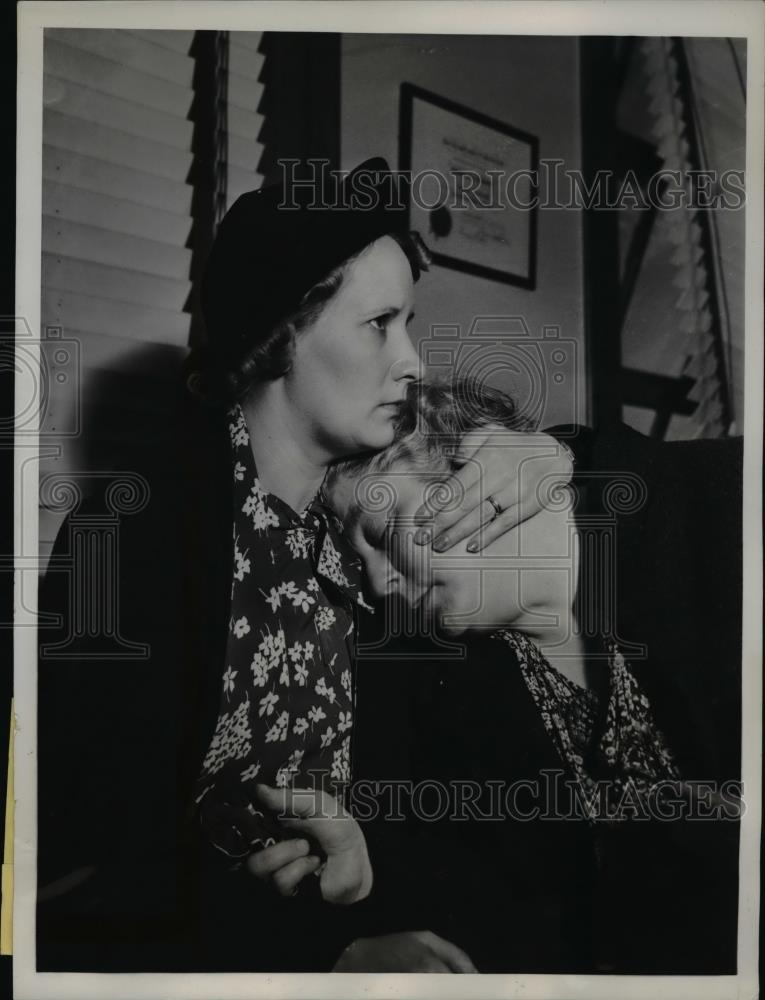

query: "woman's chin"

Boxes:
[431, 614, 468, 638]
[352, 422, 396, 453]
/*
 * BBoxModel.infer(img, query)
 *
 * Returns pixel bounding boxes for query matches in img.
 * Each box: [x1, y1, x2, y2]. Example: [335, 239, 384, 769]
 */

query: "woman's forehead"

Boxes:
[341, 237, 415, 309]
[356, 467, 441, 522]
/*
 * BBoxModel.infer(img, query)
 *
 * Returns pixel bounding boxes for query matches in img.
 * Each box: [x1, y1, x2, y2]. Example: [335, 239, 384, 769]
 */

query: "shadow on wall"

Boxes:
[38, 342, 191, 577]
[77, 344, 191, 478]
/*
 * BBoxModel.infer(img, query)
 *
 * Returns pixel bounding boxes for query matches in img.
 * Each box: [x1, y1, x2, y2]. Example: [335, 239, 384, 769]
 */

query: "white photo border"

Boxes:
[14, 2, 763, 998]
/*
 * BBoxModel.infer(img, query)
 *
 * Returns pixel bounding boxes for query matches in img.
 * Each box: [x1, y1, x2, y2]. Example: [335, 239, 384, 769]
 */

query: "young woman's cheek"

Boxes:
[388, 527, 420, 584]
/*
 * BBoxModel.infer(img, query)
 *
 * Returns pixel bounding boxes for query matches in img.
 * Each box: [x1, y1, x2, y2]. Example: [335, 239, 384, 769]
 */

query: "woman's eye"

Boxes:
[364, 519, 390, 549]
[368, 315, 389, 332]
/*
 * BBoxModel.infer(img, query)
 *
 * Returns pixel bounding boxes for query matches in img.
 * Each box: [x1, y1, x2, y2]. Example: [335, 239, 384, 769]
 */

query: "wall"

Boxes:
[340, 33, 585, 428]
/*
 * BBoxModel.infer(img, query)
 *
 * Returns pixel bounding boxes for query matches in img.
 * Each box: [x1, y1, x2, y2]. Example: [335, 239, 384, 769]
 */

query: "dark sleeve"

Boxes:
[543, 422, 598, 469]
[351, 627, 598, 972]
[36, 497, 198, 970]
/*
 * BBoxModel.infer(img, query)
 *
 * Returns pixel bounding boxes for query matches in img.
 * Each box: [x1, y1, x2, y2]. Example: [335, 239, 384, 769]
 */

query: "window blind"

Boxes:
[40, 28, 196, 556]
[227, 31, 265, 208]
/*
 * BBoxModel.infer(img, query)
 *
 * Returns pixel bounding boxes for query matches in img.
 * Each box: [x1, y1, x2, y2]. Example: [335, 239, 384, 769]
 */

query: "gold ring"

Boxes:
[486, 495, 503, 522]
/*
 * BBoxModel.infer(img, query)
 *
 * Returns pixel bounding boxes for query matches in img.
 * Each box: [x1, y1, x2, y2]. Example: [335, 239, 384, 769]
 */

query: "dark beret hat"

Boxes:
[200, 157, 409, 368]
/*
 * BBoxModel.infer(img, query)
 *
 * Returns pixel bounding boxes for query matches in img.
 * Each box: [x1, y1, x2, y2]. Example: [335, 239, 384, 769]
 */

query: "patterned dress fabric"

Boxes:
[492, 629, 681, 820]
[196, 404, 373, 860]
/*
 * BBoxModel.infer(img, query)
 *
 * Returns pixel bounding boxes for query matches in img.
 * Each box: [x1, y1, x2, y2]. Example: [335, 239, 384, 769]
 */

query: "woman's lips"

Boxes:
[413, 584, 434, 612]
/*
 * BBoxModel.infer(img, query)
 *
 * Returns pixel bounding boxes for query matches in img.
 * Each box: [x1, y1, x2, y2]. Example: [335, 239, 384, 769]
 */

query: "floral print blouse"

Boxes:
[195, 404, 373, 860]
[492, 629, 681, 821]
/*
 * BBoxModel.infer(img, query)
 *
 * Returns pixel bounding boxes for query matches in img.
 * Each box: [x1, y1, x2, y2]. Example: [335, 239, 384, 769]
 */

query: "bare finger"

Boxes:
[465, 497, 541, 552]
[272, 855, 322, 897]
[413, 458, 483, 528]
[422, 469, 503, 549]
[246, 838, 310, 879]
[419, 958, 452, 973]
[450, 426, 496, 466]
[416, 931, 478, 974]
[256, 783, 329, 819]
[432, 495, 502, 552]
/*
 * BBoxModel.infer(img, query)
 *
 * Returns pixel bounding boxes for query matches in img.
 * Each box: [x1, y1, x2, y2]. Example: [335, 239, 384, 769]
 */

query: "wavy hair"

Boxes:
[325, 375, 530, 495]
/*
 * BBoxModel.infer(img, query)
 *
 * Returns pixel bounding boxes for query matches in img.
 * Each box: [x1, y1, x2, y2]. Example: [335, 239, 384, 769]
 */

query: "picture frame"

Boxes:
[399, 82, 539, 289]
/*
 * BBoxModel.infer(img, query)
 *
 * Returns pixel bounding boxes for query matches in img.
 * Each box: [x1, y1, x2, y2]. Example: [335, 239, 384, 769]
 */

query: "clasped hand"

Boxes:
[247, 784, 372, 905]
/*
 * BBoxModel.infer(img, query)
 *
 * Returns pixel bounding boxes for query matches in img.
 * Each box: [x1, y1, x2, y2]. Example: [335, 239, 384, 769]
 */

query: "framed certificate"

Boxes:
[399, 83, 539, 288]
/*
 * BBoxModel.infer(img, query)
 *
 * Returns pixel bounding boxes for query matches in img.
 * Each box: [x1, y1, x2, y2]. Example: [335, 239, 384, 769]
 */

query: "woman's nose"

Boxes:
[362, 556, 399, 601]
[389, 332, 420, 383]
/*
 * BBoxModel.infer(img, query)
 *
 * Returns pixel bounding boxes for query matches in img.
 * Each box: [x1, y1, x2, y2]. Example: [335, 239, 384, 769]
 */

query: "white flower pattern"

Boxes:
[196, 403, 374, 860]
[233, 616, 250, 638]
[491, 629, 680, 822]
[314, 606, 337, 632]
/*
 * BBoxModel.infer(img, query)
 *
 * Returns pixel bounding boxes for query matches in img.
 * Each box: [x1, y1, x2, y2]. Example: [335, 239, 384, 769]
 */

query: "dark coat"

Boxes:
[351, 421, 743, 974]
[36, 397, 742, 974]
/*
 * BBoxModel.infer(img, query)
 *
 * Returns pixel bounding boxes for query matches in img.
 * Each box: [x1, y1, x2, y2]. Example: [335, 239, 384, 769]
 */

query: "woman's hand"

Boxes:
[413, 426, 573, 552]
[333, 931, 477, 973]
[246, 784, 373, 904]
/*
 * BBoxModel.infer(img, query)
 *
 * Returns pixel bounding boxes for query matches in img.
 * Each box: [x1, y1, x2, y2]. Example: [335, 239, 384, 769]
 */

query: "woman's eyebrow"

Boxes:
[344, 505, 364, 535]
[361, 305, 397, 318]
[360, 304, 415, 321]
[344, 505, 389, 546]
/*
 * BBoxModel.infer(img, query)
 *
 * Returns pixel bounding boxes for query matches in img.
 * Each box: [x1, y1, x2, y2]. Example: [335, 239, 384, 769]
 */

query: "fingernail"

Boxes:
[433, 535, 449, 551]
[414, 529, 431, 545]
[297, 840, 309, 852]
[466, 541, 479, 553]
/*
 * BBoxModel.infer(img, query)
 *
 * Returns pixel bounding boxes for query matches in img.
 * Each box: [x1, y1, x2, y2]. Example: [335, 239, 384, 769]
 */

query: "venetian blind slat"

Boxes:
[42, 216, 191, 281]
[43, 108, 192, 183]
[229, 132, 263, 171]
[42, 288, 191, 346]
[127, 29, 196, 55]
[42, 180, 192, 246]
[44, 36, 194, 117]
[42, 253, 190, 313]
[43, 74, 193, 150]
[226, 32, 264, 209]
[228, 69, 265, 113]
[228, 102, 262, 142]
[45, 28, 194, 87]
[231, 32, 264, 54]
[227, 165, 263, 205]
[230, 40, 264, 80]
[43, 146, 193, 215]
